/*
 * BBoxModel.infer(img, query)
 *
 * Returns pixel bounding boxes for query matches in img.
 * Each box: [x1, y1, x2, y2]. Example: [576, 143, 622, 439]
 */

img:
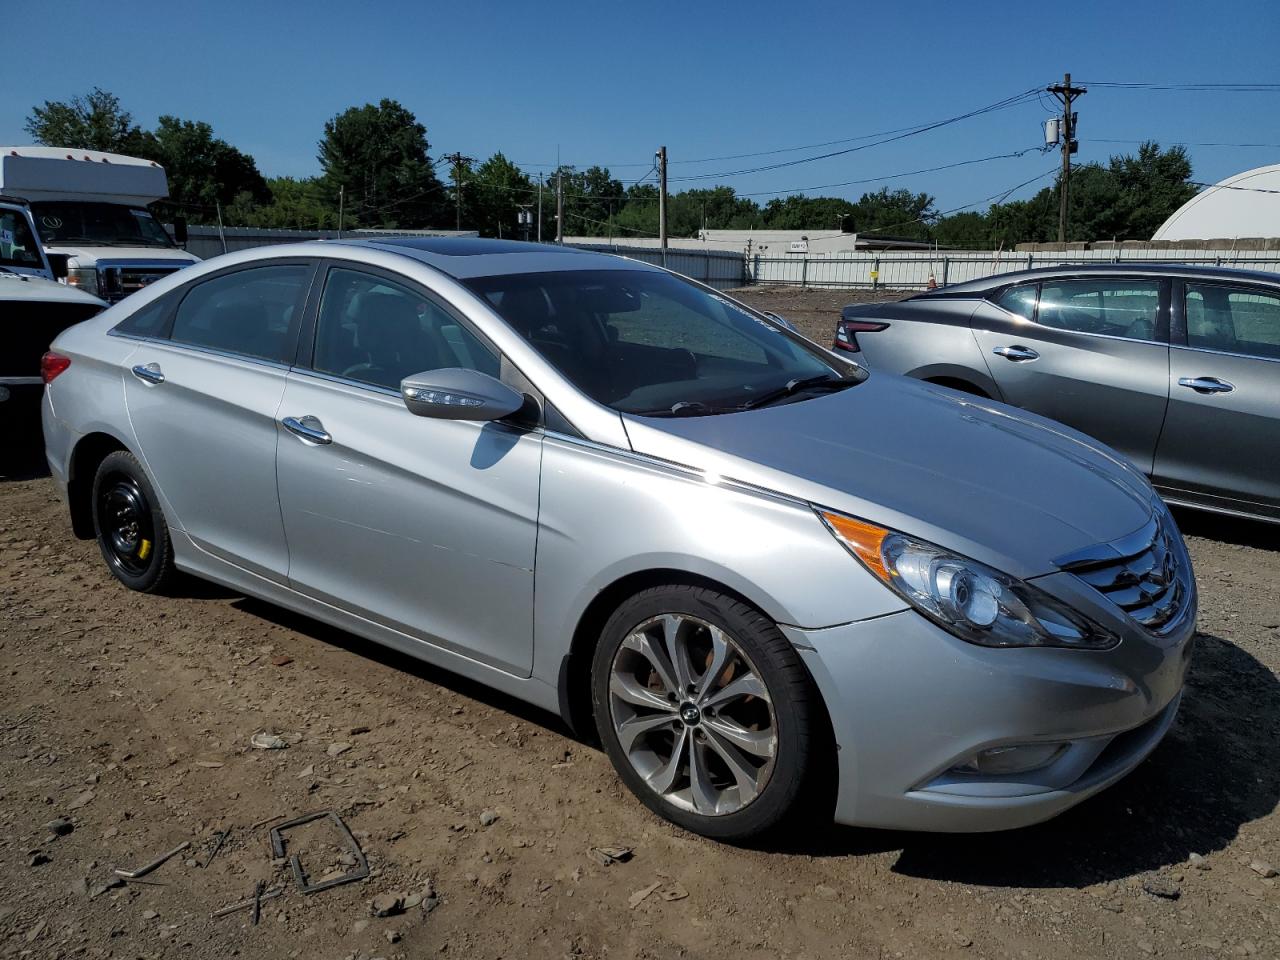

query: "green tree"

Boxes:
[318, 100, 446, 228]
[24, 87, 151, 153]
[761, 195, 858, 230]
[144, 116, 271, 221]
[465, 153, 535, 237]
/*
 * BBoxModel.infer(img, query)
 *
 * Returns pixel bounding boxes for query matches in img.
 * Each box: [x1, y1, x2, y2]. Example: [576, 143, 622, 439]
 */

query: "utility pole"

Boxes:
[1047, 73, 1086, 243]
[337, 185, 344, 237]
[442, 152, 474, 231]
[657, 146, 668, 258]
[555, 170, 564, 244]
[537, 174, 543, 242]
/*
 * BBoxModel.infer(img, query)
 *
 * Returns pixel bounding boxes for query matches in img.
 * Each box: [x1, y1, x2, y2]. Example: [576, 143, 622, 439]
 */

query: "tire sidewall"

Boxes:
[590, 586, 812, 841]
[91, 450, 172, 592]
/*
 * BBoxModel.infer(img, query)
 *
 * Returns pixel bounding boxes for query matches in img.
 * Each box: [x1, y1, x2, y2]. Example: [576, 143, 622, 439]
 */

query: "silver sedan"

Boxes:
[836, 264, 1280, 524]
[42, 239, 1196, 840]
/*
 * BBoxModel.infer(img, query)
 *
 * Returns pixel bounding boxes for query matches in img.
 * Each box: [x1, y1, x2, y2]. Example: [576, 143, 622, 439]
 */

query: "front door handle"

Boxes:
[131, 362, 165, 384]
[992, 345, 1040, 362]
[281, 415, 333, 445]
[1177, 376, 1234, 394]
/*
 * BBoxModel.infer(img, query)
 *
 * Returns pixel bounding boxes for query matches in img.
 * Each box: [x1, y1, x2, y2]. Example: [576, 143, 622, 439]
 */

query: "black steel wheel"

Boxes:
[91, 450, 176, 593]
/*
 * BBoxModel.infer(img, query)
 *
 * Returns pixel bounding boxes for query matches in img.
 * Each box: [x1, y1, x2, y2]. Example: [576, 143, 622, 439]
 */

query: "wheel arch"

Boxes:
[66, 431, 133, 539]
[907, 362, 1000, 399]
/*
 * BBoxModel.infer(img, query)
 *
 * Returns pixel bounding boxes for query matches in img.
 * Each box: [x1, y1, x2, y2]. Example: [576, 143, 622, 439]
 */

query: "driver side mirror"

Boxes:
[45, 253, 69, 281]
[172, 217, 188, 247]
[401, 368, 525, 422]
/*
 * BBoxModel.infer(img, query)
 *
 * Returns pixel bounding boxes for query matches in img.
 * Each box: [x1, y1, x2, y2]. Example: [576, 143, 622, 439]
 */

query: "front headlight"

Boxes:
[66, 266, 100, 297]
[818, 510, 1118, 650]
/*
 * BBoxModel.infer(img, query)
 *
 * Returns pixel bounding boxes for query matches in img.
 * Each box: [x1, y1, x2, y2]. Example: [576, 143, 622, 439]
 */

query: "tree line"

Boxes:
[24, 88, 1199, 245]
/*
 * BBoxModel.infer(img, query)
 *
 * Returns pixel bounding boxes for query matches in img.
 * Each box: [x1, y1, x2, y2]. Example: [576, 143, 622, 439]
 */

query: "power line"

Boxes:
[1076, 81, 1280, 92]
[1088, 137, 1280, 149]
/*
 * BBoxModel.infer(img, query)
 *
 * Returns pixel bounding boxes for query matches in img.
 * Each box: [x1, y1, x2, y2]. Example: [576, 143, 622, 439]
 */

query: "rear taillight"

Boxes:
[41, 352, 71, 384]
[834, 319, 889, 353]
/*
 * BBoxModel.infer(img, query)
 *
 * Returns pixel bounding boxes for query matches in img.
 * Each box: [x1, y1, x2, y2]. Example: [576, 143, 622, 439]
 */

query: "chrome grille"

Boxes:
[99, 263, 185, 302]
[1059, 515, 1191, 634]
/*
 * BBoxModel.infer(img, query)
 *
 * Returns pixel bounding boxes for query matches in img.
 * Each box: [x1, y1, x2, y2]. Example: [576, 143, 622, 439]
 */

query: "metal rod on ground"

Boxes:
[212, 887, 284, 919]
[114, 841, 191, 879]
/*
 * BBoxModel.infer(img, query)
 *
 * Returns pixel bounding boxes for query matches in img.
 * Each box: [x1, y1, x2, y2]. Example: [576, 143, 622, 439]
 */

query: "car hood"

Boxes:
[620, 373, 1155, 579]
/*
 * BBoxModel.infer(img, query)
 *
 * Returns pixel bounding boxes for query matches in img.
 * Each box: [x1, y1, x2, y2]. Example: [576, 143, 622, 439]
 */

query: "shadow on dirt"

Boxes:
[769, 630, 1280, 887]
[1173, 506, 1280, 553]
[231, 596, 578, 738]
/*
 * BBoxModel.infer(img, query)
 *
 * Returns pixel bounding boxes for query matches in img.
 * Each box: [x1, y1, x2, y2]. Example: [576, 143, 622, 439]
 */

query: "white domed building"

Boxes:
[1153, 163, 1280, 241]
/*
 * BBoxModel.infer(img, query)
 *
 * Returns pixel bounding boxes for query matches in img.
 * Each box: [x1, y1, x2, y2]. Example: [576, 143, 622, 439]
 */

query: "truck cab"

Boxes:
[0, 147, 200, 302]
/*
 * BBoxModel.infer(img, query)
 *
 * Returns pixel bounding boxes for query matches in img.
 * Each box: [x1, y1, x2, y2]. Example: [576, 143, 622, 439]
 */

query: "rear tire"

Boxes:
[91, 450, 177, 593]
[591, 584, 819, 841]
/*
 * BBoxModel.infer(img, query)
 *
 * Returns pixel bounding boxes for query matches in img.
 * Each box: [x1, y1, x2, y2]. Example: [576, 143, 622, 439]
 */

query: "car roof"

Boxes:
[914, 261, 1280, 298]
[327, 236, 655, 279]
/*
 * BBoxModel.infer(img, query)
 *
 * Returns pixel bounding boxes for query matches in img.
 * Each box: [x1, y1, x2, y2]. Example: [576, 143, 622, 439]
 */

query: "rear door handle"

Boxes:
[131, 362, 165, 385]
[1177, 376, 1234, 394]
[281, 415, 333, 445]
[992, 345, 1040, 362]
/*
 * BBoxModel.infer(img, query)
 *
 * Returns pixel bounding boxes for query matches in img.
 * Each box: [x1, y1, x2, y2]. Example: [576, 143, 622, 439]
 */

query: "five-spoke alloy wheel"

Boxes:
[592, 585, 820, 840]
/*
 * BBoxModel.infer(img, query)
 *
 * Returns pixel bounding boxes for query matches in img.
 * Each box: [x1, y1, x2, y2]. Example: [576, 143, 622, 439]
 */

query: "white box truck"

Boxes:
[0, 146, 200, 302]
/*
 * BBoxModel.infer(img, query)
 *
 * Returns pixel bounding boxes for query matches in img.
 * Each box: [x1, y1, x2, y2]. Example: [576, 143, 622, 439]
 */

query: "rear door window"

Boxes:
[1185, 283, 1280, 360]
[995, 283, 1038, 321]
[170, 264, 311, 363]
[1037, 279, 1162, 343]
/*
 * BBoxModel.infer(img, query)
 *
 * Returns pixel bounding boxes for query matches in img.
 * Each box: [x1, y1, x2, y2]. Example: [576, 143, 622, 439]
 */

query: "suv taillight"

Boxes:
[834, 319, 889, 353]
[41, 352, 71, 384]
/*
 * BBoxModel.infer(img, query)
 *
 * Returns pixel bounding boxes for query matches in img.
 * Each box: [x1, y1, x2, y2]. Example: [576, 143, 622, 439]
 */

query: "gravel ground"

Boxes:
[2, 289, 1279, 958]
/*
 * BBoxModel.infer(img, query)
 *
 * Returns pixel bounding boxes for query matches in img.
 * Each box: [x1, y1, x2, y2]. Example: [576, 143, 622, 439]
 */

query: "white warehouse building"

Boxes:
[1153, 163, 1280, 241]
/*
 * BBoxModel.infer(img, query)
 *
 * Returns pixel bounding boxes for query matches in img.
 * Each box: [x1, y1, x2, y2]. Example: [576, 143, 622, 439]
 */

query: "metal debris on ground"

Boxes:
[211, 886, 284, 919]
[590, 846, 633, 866]
[202, 829, 230, 869]
[269, 810, 369, 894]
[250, 880, 265, 926]
[114, 840, 191, 879]
[250, 732, 288, 750]
[628, 881, 663, 908]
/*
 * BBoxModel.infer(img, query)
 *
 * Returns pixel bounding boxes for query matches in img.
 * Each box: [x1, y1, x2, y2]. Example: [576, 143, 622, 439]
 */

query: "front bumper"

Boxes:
[786, 600, 1194, 832]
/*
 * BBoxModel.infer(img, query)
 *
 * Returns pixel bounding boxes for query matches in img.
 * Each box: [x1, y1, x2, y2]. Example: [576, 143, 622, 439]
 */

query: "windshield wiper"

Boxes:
[635, 400, 734, 418]
[739, 374, 857, 411]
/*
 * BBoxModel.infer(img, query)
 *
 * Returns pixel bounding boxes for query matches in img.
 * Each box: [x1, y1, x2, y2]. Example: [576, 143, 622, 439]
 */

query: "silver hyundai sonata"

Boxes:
[41, 238, 1196, 840]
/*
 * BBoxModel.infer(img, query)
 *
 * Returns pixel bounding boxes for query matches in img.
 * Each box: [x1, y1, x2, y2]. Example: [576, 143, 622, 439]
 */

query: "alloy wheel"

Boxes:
[608, 613, 777, 816]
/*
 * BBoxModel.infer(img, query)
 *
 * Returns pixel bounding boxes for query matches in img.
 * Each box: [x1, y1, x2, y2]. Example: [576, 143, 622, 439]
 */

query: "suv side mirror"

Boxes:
[401, 368, 525, 422]
[172, 217, 188, 246]
[45, 253, 69, 281]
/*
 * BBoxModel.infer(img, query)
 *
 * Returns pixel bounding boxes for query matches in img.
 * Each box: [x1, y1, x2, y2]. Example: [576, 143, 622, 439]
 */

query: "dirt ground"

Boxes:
[2, 288, 1279, 959]
[727, 285, 912, 344]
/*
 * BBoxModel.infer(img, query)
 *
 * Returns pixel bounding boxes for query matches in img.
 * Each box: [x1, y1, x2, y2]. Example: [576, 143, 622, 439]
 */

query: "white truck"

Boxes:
[0, 195, 105, 423]
[0, 146, 199, 303]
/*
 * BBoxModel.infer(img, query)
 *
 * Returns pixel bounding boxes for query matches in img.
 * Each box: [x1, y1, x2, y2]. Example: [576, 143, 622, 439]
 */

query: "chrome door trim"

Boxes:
[130, 362, 165, 384]
[1176, 376, 1235, 394]
[0, 376, 43, 386]
[281, 415, 333, 445]
[1170, 343, 1280, 365]
[992, 345, 1040, 362]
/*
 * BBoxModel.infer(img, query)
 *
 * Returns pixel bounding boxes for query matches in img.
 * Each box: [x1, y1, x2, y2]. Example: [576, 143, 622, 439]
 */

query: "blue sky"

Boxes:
[4, 0, 1279, 214]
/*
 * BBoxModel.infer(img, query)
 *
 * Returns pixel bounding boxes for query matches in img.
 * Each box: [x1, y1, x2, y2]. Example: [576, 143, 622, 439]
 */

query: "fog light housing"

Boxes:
[951, 742, 1067, 776]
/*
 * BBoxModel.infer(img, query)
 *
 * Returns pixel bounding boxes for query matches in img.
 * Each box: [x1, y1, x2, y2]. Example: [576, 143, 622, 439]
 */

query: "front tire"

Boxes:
[91, 450, 177, 593]
[591, 584, 819, 841]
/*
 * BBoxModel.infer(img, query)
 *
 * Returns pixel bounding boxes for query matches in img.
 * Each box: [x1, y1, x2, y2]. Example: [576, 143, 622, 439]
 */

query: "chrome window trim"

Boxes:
[0, 376, 43, 386]
[287, 365, 404, 400]
[1171, 342, 1280, 365]
[106, 332, 293, 372]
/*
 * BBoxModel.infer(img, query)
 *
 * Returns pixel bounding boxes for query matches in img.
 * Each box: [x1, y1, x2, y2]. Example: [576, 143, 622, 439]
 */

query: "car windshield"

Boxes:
[466, 269, 850, 415]
[0, 208, 44, 270]
[31, 201, 174, 248]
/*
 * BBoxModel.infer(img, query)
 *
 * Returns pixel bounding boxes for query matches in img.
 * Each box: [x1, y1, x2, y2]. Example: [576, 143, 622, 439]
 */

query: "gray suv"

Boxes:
[837, 264, 1280, 524]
